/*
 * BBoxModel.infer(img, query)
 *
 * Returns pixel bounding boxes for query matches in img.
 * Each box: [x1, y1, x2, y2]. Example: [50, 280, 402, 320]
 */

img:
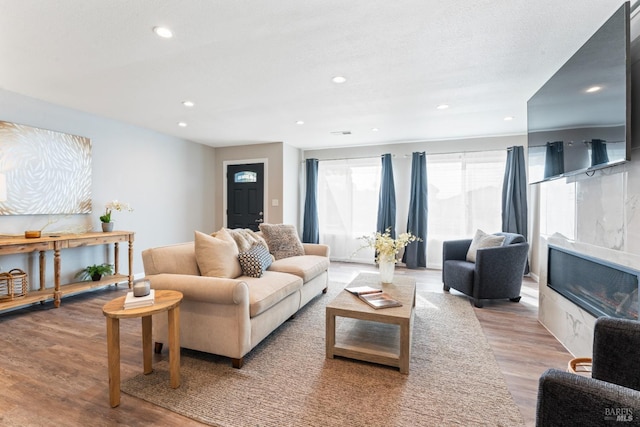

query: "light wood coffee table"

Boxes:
[102, 289, 182, 407]
[326, 272, 416, 374]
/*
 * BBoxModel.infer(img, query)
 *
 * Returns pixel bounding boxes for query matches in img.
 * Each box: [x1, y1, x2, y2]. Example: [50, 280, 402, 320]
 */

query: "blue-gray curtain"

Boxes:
[402, 152, 427, 269]
[376, 154, 396, 238]
[302, 158, 319, 243]
[502, 146, 529, 273]
[544, 141, 564, 178]
[591, 139, 609, 166]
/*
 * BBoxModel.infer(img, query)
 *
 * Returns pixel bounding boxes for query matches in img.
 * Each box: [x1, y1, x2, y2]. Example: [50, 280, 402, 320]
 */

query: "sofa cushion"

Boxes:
[238, 244, 273, 278]
[268, 255, 329, 283]
[258, 223, 305, 260]
[194, 229, 242, 279]
[466, 229, 505, 263]
[243, 271, 303, 317]
[227, 228, 270, 253]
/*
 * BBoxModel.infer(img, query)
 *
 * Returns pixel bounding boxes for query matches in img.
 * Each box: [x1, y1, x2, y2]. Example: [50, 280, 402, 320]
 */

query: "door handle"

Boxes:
[255, 219, 264, 223]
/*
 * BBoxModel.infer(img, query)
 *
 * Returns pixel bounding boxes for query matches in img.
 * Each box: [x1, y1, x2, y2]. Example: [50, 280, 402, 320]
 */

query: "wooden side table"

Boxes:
[102, 289, 183, 408]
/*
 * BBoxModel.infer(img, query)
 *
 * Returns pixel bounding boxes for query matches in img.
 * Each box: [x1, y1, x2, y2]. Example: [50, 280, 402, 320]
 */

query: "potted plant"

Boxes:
[356, 228, 420, 283]
[77, 263, 114, 281]
[100, 200, 133, 232]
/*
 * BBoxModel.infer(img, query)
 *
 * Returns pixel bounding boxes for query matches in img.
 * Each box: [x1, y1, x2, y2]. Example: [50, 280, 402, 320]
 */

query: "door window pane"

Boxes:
[234, 171, 257, 183]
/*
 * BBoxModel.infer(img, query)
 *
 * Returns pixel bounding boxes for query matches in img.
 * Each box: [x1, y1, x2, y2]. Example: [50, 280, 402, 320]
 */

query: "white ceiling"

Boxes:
[0, 0, 631, 150]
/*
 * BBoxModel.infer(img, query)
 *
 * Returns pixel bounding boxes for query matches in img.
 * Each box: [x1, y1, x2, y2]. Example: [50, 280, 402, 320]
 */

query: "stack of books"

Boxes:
[123, 289, 155, 309]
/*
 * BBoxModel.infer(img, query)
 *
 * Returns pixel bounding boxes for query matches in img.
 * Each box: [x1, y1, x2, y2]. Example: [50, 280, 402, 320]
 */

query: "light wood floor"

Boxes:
[0, 262, 571, 426]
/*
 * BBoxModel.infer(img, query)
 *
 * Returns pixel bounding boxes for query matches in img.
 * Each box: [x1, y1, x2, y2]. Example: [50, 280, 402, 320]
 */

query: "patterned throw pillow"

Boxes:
[258, 223, 305, 260]
[238, 244, 273, 278]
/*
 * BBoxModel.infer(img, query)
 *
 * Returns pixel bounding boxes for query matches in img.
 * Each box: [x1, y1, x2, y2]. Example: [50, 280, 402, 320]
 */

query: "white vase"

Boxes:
[379, 257, 395, 284]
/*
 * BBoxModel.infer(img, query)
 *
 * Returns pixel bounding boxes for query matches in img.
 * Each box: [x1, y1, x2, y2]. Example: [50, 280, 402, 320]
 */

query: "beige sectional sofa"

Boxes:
[141, 225, 330, 368]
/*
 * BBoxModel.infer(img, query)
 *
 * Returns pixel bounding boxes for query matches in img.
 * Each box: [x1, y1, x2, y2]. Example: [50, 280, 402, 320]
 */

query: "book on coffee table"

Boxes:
[345, 285, 383, 296]
[358, 291, 402, 309]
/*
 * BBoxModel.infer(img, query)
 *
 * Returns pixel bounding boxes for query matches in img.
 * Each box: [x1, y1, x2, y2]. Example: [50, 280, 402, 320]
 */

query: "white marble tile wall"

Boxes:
[538, 162, 640, 357]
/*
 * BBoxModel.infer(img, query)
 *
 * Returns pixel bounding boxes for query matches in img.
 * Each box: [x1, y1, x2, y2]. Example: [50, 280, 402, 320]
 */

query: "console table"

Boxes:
[0, 231, 134, 311]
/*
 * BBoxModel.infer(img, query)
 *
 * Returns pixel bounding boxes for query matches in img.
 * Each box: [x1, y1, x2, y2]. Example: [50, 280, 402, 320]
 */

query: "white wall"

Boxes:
[282, 142, 301, 228]
[0, 89, 216, 286]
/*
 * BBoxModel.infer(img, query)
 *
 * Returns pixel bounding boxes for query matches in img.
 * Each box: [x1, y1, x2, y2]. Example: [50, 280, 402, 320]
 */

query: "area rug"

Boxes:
[122, 283, 525, 427]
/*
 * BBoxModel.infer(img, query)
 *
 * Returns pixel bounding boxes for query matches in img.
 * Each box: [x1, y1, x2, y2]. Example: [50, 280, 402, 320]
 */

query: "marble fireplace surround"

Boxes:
[539, 234, 640, 357]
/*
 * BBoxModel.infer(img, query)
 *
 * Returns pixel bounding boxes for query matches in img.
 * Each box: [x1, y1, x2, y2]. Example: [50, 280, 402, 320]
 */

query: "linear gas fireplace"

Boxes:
[548, 245, 639, 320]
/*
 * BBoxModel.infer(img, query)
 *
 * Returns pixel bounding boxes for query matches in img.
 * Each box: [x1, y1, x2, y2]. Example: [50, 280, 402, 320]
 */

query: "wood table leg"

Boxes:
[168, 305, 180, 388]
[399, 318, 410, 374]
[142, 315, 152, 375]
[326, 308, 336, 359]
[106, 317, 120, 407]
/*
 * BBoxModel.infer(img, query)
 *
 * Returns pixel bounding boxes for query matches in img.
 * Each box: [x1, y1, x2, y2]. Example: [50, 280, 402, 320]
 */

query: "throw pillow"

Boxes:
[466, 229, 505, 263]
[237, 244, 273, 278]
[258, 223, 305, 260]
[194, 229, 242, 278]
[227, 228, 269, 253]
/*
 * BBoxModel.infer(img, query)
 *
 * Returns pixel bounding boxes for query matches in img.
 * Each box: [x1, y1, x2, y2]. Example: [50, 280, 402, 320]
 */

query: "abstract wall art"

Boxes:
[0, 121, 91, 215]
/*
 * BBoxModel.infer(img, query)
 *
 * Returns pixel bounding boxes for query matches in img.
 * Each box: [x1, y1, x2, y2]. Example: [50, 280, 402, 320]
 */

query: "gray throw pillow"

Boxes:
[258, 223, 305, 260]
[466, 229, 505, 263]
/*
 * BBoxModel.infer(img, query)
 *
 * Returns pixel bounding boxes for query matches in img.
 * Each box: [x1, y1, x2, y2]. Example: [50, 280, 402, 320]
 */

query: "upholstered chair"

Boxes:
[536, 317, 640, 426]
[442, 231, 529, 308]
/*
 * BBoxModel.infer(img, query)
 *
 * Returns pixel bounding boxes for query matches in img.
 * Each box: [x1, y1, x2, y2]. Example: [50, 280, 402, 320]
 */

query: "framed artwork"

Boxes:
[0, 121, 91, 215]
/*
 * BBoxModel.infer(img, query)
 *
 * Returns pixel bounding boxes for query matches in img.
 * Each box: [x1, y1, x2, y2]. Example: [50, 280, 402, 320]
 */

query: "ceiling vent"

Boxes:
[330, 130, 351, 135]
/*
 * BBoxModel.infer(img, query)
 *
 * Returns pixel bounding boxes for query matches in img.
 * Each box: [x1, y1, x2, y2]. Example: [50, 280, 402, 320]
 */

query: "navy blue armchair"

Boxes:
[442, 232, 529, 308]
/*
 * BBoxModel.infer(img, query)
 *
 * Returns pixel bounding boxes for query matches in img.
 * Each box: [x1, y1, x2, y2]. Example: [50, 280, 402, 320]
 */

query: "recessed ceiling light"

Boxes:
[153, 26, 173, 39]
[182, 100, 195, 107]
[586, 85, 602, 93]
[436, 104, 449, 110]
[296, 120, 304, 125]
[332, 76, 347, 84]
[177, 122, 187, 127]
[371, 128, 379, 132]
[504, 116, 514, 121]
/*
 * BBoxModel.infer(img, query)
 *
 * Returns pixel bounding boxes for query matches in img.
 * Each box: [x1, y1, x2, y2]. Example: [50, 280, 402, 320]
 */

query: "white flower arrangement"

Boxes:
[99, 200, 133, 223]
[357, 228, 420, 264]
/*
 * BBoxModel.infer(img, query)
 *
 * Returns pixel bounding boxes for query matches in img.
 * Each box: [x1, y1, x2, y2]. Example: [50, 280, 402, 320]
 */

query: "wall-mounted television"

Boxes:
[527, 2, 631, 184]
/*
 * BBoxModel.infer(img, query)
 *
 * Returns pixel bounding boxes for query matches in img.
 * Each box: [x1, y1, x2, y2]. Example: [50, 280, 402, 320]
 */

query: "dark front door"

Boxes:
[227, 163, 264, 231]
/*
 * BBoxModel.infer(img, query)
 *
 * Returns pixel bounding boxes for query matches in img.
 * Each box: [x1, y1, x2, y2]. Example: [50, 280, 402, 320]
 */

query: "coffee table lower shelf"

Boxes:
[330, 320, 407, 370]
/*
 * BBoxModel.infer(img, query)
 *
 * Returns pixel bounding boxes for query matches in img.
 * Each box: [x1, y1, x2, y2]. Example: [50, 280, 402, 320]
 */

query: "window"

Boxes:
[234, 171, 257, 183]
[427, 150, 507, 268]
[317, 158, 381, 262]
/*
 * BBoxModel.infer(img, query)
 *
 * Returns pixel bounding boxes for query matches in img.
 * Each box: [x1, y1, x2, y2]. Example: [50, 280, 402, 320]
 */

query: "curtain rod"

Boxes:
[303, 146, 516, 163]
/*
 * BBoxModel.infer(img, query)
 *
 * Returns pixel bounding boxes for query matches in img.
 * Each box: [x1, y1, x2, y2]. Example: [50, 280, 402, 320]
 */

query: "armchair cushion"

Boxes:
[194, 229, 242, 279]
[466, 229, 505, 262]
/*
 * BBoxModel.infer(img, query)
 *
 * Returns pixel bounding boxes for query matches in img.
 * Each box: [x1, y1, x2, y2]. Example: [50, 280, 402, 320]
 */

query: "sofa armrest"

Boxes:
[303, 243, 330, 257]
[145, 273, 249, 305]
[536, 369, 640, 426]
